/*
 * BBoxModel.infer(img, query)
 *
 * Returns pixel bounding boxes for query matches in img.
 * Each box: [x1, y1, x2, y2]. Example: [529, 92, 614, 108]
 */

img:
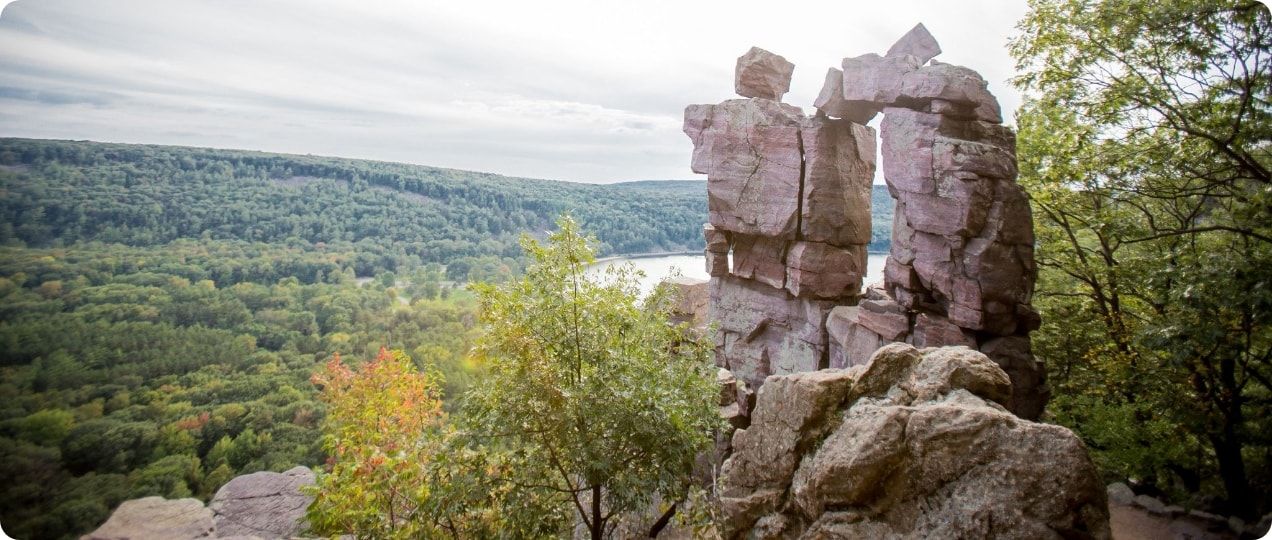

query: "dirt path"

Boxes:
[1110, 503, 1237, 540]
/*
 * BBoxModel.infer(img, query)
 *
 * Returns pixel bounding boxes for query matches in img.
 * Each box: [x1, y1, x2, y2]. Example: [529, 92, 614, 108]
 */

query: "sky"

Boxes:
[0, 0, 1029, 184]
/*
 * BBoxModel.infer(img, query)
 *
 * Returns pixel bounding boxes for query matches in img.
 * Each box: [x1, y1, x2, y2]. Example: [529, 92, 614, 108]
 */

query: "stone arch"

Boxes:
[687, 24, 1048, 420]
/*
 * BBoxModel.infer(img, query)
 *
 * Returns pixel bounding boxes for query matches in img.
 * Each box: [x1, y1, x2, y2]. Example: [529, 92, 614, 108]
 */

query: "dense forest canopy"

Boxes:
[0, 239, 490, 539]
[0, 138, 895, 264]
[0, 138, 709, 264]
[1012, 0, 1270, 520]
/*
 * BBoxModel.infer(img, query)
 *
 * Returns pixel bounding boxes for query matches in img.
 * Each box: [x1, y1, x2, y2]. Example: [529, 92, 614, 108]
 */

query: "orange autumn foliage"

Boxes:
[307, 347, 447, 537]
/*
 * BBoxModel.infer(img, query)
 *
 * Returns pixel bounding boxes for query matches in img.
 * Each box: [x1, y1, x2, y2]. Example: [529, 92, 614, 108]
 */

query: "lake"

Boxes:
[586, 252, 888, 297]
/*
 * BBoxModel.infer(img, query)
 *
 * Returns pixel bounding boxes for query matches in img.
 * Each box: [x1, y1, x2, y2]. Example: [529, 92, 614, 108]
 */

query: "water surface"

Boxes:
[586, 253, 888, 297]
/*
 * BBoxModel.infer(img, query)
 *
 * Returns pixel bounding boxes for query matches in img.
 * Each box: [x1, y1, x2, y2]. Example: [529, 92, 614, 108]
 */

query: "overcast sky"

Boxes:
[0, 0, 1028, 184]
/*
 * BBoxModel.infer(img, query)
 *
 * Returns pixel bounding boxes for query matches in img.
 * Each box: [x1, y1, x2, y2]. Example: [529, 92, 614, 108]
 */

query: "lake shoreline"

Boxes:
[594, 250, 890, 265]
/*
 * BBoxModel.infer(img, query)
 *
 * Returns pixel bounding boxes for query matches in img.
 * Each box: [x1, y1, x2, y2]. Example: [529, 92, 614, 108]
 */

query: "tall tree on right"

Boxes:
[1011, 0, 1271, 518]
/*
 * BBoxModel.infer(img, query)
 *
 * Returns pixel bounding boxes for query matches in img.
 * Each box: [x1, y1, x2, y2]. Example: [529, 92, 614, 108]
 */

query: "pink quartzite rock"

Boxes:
[880, 107, 1015, 197]
[886, 23, 942, 64]
[980, 336, 1050, 420]
[785, 242, 866, 299]
[710, 275, 836, 389]
[900, 61, 1002, 123]
[799, 114, 875, 247]
[911, 312, 975, 348]
[735, 46, 795, 101]
[826, 305, 887, 369]
[704, 224, 731, 277]
[857, 296, 910, 341]
[683, 99, 805, 238]
[731, 234, 787, 290]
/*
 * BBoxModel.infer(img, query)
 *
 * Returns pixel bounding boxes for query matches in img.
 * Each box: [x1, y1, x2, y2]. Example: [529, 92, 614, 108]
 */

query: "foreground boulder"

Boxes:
[82, 497, 214, 540]
[716, 344, 1110, 539]
[209, 466, 315, 538]
[84, 467, 315, 540]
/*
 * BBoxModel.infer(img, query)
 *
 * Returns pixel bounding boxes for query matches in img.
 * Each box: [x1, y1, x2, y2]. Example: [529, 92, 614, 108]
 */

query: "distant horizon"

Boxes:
[0, 0, 1023, 184]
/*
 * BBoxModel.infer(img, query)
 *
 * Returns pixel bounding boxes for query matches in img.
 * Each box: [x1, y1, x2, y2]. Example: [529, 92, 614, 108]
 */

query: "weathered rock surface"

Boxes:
[209, 466, 315, 539]
[84, 467, 314, 540]
[784, 242, 866, 299]
[886, 22, 942, 64]
[798, 114, 874, 247]
[717, 344, 1110, 539]
[684, 99, 805, 238]
[83, 497, 215, 540]
[668, 276, 710, 329]
[709, 275, 835, 389]
[735, 46, 795, 100]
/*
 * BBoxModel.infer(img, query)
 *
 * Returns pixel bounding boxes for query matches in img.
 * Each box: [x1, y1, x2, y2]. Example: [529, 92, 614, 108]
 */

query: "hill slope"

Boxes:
[0, 139, 706, 263]
[0, 138, 894, 265]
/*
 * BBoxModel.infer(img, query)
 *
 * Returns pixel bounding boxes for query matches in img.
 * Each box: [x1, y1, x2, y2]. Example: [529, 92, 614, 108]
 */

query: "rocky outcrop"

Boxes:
[686, 22, 1048, 420]
[83, 467, 314, 540]
[716, 344, 1110, 539]
[82, 497, 215, 540]
[209, 466, 315, 538]
[685, 46, 873, 403]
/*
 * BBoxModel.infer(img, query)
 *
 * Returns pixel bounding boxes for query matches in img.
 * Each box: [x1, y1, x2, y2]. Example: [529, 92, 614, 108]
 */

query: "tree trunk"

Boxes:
[1214, 355, 1253, 519]
[1212, 433, 1252, 519]
[591, 485, 603, 540]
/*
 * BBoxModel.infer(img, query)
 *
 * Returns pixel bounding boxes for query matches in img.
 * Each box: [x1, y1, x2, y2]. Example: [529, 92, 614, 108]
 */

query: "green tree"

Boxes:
[1011, 0, 1271, 517]
[462, 216, 718, 539]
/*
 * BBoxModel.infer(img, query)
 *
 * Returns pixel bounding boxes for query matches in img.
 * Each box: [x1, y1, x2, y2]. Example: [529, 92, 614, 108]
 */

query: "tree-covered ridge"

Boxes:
[0, 241, 482, 540]
[0, 138, 896, 260]
[0, 138, 707, 260]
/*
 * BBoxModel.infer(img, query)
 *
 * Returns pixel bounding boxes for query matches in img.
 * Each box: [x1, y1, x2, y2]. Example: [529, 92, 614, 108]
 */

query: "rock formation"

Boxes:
[83, 467, 314, 540]
[209, 466, 315, 538]
[685, 48, 873, 405]
[685, 22, 1048, 421]
[714, 344, 1110, 539]
[82, 497, 215, 540]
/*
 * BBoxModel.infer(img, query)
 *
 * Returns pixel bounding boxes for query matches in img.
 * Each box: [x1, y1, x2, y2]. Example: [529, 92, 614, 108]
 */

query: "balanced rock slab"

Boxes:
[886, 22, 942, 64]
[735, 46, 795, 101]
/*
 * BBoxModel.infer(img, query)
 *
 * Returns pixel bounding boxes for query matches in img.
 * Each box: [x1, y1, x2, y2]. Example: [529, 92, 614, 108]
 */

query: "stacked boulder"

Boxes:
[715, 344, 1110, 538]
[685, 47, 875, 414]
[686, 23, 1048, 420]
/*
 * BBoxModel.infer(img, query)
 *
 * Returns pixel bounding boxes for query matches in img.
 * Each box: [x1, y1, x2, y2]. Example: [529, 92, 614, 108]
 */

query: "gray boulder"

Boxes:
[82, 496, 214, 540]
[717, 344, 1110, 539]
[209, 466, 315, 538]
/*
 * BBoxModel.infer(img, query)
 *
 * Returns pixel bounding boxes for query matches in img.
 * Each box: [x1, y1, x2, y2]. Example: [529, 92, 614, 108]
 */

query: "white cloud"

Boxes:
[0, 0, 1027, 183]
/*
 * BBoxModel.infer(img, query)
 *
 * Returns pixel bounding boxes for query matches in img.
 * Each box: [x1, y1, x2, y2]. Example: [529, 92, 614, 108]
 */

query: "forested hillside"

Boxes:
[0, 138, 895, 264]
[0, 241, 483, 539]
[0, 139, 710, 270]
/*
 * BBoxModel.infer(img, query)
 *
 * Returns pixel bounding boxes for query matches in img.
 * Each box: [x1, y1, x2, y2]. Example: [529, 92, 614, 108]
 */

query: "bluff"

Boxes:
[685, 24, 1108, 538]
[687, 23, 1047, 422]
